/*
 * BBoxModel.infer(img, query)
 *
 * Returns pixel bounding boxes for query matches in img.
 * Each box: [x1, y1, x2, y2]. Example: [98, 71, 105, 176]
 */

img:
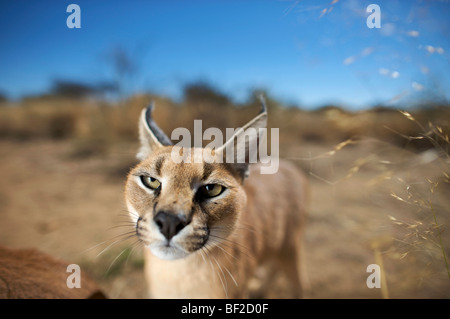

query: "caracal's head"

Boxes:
[125, 99, 267, 260]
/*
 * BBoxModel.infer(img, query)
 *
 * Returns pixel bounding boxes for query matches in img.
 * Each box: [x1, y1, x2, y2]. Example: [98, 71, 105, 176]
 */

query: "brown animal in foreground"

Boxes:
[124, 97, 309, 298]
[0, 245, 105, 299]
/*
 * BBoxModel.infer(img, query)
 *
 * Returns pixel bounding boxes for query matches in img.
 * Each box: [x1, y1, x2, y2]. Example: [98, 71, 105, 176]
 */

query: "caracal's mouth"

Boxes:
[146, 233, 212, 260]
[147, 241, 190, 260]
[138, 221, 211, 260]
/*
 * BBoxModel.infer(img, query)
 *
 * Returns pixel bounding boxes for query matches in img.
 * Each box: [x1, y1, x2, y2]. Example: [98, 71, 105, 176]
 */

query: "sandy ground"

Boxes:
[0, 139, 449, 298]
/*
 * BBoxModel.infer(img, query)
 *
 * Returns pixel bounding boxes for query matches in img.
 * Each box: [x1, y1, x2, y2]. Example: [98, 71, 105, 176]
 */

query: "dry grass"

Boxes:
[0, 95, 449, 298]
[386, 112, 450, 282]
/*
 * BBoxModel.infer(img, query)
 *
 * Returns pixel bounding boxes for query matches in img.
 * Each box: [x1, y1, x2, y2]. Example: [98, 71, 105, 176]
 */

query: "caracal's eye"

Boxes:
[140, 176, 161, 190]
[198, 184, 225, 198]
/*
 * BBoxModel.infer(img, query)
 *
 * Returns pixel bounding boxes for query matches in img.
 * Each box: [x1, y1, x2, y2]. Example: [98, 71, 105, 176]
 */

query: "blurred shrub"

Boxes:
[0, 89, 448, 157]
[69, 137, 110, 159]
[47, 112, 76, 139]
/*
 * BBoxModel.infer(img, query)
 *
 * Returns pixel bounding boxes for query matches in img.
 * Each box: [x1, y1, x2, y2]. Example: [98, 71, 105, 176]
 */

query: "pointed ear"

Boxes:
[217, 95, 268, 180]
[137, 102, 172, 161]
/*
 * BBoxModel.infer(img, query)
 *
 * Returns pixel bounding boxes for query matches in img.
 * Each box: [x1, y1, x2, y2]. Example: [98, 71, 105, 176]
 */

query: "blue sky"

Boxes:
[0, 0, 449, 109]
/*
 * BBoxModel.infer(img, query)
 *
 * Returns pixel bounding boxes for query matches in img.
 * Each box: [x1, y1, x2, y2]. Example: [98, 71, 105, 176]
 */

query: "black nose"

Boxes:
[154, 211, 189, 240]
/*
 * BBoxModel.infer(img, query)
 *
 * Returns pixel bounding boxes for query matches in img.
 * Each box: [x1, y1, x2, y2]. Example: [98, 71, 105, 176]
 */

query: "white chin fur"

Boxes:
[148, 243, 189, 260]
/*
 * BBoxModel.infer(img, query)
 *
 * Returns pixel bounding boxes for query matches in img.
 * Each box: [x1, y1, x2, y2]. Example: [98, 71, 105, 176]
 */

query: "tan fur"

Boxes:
[124, 104, 309, 298]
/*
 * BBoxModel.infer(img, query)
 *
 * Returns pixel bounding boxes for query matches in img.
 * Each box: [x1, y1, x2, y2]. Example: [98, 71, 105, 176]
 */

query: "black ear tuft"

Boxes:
[144, 102, 172, 146]
[258, 94, 267, 114]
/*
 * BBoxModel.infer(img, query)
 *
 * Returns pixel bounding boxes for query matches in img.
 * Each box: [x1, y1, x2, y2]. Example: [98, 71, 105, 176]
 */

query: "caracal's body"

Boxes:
[124, 99, 309, 298]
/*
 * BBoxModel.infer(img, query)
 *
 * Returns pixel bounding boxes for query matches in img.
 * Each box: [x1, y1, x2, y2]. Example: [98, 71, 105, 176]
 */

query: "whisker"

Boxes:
[198, 246, 215, 287]
[79, 230, 136, 256]
[211, 253, 228, 294]
[105, 246, 131, 275]
[205, 248, 219, 286]
[210, 224, 258, 233]
[198, 247, 208, 264]
[209, 226, 260, 240]
[206, 242, 238, 288]
[108, 238, 144, 275]
[96, 233, 136, 258]
[222, 264, 238, 288]
[106, 224, 136, 231]
[128, 239, 145, 264]
[209, 225, 264, 242]
[115, 210, 140, 222]
[203, 244, 227, 298]
[207, 238, 239, 261]
[208, 234, 254, 260]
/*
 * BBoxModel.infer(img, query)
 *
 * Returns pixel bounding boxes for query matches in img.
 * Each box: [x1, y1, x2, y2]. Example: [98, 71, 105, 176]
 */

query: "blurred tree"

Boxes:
[51, 80, 94, 98]
[0, 91, 8, 104]
[50, 79, 117, 99]
[183, 81, 231, 106]
[103, 44, 146, 103]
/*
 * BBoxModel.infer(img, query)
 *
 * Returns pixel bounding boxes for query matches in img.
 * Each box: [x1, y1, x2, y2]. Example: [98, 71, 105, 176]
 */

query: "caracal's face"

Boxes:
[125, 147, 247, 260]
